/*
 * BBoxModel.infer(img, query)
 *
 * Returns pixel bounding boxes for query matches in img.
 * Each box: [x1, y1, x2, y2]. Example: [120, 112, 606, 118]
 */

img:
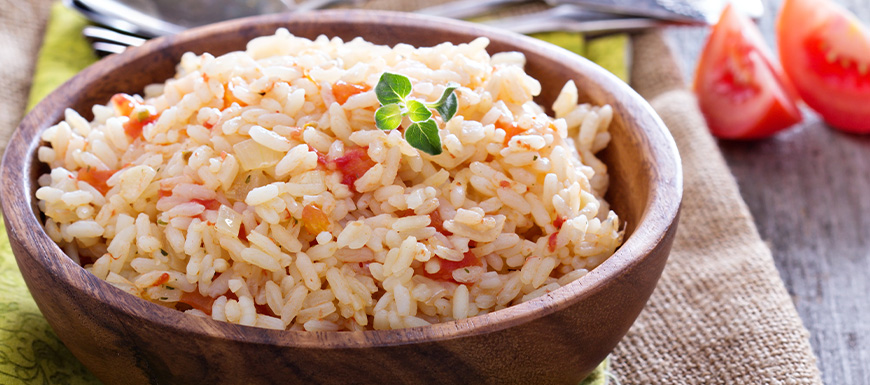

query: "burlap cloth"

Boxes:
[0, 0, 822, 383]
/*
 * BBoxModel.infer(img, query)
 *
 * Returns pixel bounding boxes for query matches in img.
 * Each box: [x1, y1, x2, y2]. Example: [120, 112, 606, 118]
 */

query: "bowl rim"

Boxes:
[1, 9, 682, 348]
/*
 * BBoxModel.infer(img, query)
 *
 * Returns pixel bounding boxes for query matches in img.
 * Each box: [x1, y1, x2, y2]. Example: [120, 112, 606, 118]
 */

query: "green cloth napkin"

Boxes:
[0, 214, 101, 384]
[528, 32, 629, 82]
[1, 4, 627, 384]
[1, 4, 102, 384]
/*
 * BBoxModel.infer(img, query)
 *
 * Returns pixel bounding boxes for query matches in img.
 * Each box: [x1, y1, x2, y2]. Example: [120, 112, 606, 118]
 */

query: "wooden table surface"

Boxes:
[663, 0, 870, 383]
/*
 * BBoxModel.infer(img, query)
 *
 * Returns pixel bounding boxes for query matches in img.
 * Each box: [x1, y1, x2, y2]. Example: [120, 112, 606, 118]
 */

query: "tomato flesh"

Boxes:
[152, 272, 170, 287]
[332, 147, 375, 192]
[178, 291, 216, 315]
[123, 109, 159, 138]
[301, 204, 330, 235]
[496, 120, 526, 146]
[425, 251, 482, 282]
[223, 82, 248, 109]
[548, 233, 559, 252]
[77, 168, 117, 195]
[332, 81, 370, 104]
[429, 209, 452, 236]
[238, 222, 248, 242]
[110, 93, 136, 116]
[304, 145, 374, 193]
[110, 93, 158, 138]
[694, 4, 802, 139]
[191, 198, 221, 211]
[778, 0, 870, 133]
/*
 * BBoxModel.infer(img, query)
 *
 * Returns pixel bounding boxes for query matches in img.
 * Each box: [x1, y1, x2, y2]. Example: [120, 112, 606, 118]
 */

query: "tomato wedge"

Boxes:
[777, 0, 870, 133]
[694, 4, 802, 139]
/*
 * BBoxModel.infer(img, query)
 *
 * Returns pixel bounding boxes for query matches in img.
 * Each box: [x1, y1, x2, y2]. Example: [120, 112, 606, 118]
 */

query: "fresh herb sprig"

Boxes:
[374, 72, 459, 156]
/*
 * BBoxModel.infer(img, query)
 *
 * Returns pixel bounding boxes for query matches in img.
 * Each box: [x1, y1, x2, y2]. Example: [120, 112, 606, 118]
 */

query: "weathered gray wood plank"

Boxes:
[665, 1, 870, 383]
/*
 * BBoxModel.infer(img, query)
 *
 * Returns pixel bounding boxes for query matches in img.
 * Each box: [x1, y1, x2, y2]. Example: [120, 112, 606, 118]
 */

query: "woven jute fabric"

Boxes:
[0, 0, 821, 383]
[612, 32, 821, 384]
[0, 1, 53, 158]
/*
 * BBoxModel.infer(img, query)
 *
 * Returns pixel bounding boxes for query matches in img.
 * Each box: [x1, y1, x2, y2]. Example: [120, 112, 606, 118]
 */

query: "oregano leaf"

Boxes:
[375, 104, 403, 131]
[435, 92, 458, 122]
[428, 83, 459, 108]
[406, 100, 432, 122]
[426, 83, 459, 122]
[405, 118, 442, 155]
[375, 72, 412, 105]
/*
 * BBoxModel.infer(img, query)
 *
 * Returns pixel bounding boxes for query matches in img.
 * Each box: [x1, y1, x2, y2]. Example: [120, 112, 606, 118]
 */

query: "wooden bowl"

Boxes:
[0, 10, 681, 385]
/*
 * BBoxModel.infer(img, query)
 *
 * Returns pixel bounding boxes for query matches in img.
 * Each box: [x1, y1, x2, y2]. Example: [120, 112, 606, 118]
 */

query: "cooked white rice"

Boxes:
[36, 30, 622, 331]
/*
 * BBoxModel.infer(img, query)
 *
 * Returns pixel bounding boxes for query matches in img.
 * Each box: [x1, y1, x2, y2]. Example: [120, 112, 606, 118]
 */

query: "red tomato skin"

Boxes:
[777, 0, 870, 133]
[694, 4, 802, 139]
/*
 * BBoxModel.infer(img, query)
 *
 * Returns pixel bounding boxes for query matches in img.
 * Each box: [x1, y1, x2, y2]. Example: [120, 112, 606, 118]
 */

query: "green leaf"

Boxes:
[435, 93, 458, 122]
[426, 83, 459, 122]
[406, 100, 432, 122]
[405, 118, 442, 155]
[375, 104, 403, 131]
[375, 72, 412, 105]
[428, 83, 459, 107]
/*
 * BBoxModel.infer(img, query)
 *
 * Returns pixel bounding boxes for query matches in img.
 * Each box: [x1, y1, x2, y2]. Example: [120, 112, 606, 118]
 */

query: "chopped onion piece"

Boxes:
[233, 139, 283, 171]
[215, 205, 242, 237]
[226, 170, 269, 202]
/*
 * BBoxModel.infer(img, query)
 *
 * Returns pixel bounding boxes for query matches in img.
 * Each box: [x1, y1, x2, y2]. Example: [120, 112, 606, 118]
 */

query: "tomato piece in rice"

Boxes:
[548, 233, 559, 253]
[110, 93, 136, 116]
[123, 108, 159, 138]
[429, 209, 452, 236]
[222, 82, 248, 108]
[301, 204, 330, 235]
[111, 93, 159, 138]
[425, 251, 484, 282]
[332, 81, 370, 104]
[497, 120, 526, 146]
[191, 198, 221, 211]
[332, 147, 375, 192]
[77, 168, 117, 195]
[178, 291, 216, 315]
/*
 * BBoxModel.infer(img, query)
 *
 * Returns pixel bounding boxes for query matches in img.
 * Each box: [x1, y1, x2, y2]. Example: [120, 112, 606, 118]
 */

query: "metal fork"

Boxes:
[74, 0, 682, 56]
[70, 0, 361, 55]
[478, 4, 668, 35]
[82, 26, 147, 55]
[417, 0, 666, 33]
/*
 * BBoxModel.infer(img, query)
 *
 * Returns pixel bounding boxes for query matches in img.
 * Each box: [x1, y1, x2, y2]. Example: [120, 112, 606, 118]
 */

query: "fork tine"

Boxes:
[285, 0, 366, 12]
[498, 16, 665, 34]
[91, 41, 129, 56]
[416, 0, 535, 19]
[479, 4, 666, 34]
[83, 26, 147, 47]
